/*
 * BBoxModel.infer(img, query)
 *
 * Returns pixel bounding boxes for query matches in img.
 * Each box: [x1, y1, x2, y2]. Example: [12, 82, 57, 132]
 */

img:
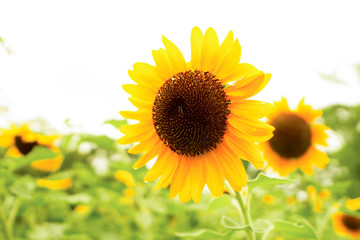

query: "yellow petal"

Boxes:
[210, 145, 246, 191]
[123, 84, 156, 102]
[311, 124, 330, 146]
[144, 147, 172, 182]
[220, 63, 259, 85]
[132, 62, 164, 88]
[117, 125, 155, 145]
[205, 152, 224, 196]
[189, 156, 206, 203]
[190, 26, 203, 70]
[152, 49, 174, 80]
[169, 155, 190, 199]
[224, 134, 264, 169]
[127, 134, 159, 155]
[119, 109, 152, 121]
[179, 173, 192, 203]
[128, 97, 153, 109]
[132, 140, 165, 169]
[154, 151, 179, 190]
[162, 36, 187, 73]
[226, 72, 271, 100]
[229, 100, 273, 120]
[215, 39, 241, 79]
[228, 116, 274, 142]
[200, 27, 219, 72]
[296, 98, 322, 123]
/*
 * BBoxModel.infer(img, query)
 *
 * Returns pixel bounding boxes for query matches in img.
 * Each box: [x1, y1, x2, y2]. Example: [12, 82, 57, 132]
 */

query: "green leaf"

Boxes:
[57, 193, 92, 204]
[209, 194, 231, 210]
[103, 119, 127, 129]
[175, 229, 232, 239]
[221, 216, 271, 233]
[10, 178, 36, 199]
[247, 173, 293, 191]
[271, 219, 319, 239]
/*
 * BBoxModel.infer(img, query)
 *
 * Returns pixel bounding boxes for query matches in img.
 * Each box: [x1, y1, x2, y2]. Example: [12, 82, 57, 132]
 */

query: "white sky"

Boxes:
[1, 0, 360, 137]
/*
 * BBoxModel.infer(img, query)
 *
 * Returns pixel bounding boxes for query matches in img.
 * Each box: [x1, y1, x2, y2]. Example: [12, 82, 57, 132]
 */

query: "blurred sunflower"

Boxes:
[118, 27, 274, 203]
[0, 124, 63, 172]
[332, 212, 360, 239]
[260, 97, 329, 176]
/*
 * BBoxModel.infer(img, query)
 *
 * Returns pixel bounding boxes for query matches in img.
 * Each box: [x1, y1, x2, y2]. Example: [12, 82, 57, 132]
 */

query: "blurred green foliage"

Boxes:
[0, 107, 359, 240]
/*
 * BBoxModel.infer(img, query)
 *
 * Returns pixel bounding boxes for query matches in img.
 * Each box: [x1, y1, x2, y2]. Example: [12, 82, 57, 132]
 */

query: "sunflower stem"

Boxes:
[0, 199, 13, 240]
[234, 190, 256, 240]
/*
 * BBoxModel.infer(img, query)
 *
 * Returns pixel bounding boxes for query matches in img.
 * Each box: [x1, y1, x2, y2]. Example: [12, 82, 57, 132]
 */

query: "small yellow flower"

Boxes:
[114, 170, 135, 187]
[332, 212, 360, 239]
[286, 196, 296, 205]
[74, 205, 91, 215]
[262, 194, 274, 204]
[319, 189, 331, 200]
[37, 178, 72, 190]
[125, 188, 135, 198]
[307, 185, 323, 212]
[119, 188, 136, 205]
[346, 198, 360, 211]
[260, 98, 330, 176]
[307, 185, 317, 201]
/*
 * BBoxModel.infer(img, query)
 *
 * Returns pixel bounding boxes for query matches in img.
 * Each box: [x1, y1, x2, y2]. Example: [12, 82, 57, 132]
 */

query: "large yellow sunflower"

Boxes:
[118, 27, 274, 203]
[260, 97, 329, 176]
[0, 124, 63, 172]
[332, 212, 360, 239]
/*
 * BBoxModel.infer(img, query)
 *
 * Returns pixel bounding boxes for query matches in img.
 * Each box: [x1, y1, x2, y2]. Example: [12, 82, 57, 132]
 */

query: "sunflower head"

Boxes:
[0, 124, 63, 172]
[332, 212, 360, 239]
[260, 97, 330, 176]
[118, 27, 274, 203]
[0, 124, 60, 156]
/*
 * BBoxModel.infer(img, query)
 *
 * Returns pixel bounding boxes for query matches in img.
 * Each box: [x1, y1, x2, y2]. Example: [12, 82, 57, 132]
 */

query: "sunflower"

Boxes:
[118, 27, 274, 203]
[0, 124, 63, 172]
[260, 97, 330, 176]
[332, 212, 360, 239]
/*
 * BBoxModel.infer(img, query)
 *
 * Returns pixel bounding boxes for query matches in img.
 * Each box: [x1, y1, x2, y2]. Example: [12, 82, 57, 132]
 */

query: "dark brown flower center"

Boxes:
[342, 214, 360, 231]
[14, 135, 38, 155]
[152, 70, 231, 156]
[268, 113, 311, 158]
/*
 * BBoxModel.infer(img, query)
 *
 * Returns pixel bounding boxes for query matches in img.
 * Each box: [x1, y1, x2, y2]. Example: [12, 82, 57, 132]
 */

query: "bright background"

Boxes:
[1, 0, 360, 135]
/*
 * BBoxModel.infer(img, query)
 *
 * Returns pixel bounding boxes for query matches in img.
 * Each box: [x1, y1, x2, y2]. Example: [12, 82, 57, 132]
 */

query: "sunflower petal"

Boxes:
[200, 28, 219, 72]
[152, 49, 174, 80]
[190, 26, 203, 70]
[132, 62, 164, 88]
[189, 156, 206, 203]
[162, 36, 187, 73]
[169, 156, 189, 199]
[296, 98, 322, 123]
[226, 72, 271, 100]
[205, 153, 224, 196]
[311, 124, 330, 146]
[132, 140, 165, 169]
[123, 84, 156, 102]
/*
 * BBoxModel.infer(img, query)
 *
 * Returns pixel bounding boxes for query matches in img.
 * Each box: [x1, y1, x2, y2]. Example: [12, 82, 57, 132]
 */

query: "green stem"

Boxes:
[8, 198, 20, 233]
[234, 190, 256, 240]
[0, 201, 13, 240]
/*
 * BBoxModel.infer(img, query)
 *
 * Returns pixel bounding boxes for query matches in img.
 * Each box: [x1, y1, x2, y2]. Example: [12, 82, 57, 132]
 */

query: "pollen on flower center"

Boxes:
[14, 135, 38, 155]
[342, 215, 360, 231]
[268, 113, 311, 158]
[152, 70, 231, 156]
